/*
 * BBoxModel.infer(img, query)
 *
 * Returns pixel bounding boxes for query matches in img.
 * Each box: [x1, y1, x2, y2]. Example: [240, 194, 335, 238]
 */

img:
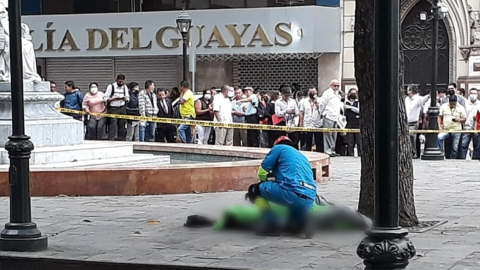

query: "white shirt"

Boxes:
[465, 100, 480, 130]
[104, 82, 130, 107]
[275, 98, 299, 128]
[318, 88, 343, 121]
[213, 94, 233, 123]
[299, 97, 322, 128]
[405, 94, 429, 123]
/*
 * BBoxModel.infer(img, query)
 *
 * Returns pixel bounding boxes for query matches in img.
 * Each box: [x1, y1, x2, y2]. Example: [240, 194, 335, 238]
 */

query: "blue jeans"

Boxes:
[178, 122, 192, 143]
[139, 122, 156, 142]
[459, 133, 480, 159]
[259, 181, 314, 229]
[438, 132, 461, 159]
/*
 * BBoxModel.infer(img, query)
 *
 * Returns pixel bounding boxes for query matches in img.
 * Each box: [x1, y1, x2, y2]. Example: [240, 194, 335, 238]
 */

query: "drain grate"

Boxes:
[406, 220, 448, 233]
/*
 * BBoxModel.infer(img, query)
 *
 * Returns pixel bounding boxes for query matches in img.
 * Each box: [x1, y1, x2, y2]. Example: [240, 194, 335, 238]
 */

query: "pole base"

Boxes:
[421, 149, 445, 161]
[357, 228, 416, 270]
[0, 223, 48, 252]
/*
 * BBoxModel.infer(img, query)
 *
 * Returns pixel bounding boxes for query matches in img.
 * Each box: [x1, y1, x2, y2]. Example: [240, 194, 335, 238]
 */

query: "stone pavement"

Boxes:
[0, 157, 480, 270]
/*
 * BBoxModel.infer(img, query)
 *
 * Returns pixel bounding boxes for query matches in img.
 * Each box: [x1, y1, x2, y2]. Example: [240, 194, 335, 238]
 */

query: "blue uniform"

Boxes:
[258, 144, 317, 228]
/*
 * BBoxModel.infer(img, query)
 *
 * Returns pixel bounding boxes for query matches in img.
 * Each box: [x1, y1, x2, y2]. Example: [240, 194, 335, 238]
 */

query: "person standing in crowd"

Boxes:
[213, 85, 234, 146]
[50, 81, 57, 92]
[438, 95, 466, 159]
[82, 82, 106, 140]
[232, 87, 248, 146]
[258, 91, 270, 148]
[60, 80, 83, 121]
[126, 82, 140, 142]
[156, 88, 175, 143]
[318, 79, 343, 157]
[267, 90, 280, 148]
[104, 74, 129, 141]
[195, 89, 214, 145]
[405, 84, 430, 159]
[345, 88, 361, 157]
[178, 81, 195, 143]
[447, 83, 466, 108]
[299, 86, 324, 153]
[139, 80, 158, 142]
[275, 86, 299, 149]
[459, 88, 480, 159]
[238, 87, 260, 147]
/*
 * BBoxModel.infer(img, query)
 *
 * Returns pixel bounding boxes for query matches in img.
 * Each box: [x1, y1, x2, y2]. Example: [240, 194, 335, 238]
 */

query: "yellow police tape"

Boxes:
[56, 108, 479, 134]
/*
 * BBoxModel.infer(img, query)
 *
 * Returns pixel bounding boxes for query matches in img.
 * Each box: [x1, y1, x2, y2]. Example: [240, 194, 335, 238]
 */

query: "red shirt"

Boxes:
[477, 111, 480, 130]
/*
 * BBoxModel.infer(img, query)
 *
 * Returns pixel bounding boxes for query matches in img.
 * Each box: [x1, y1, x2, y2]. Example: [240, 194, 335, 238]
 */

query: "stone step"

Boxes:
[0, 141, 134, 165]
[28, 154, 170, 169]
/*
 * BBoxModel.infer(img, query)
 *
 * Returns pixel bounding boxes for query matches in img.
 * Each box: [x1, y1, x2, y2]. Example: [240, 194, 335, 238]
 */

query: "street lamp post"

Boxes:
[176, 10, 192, 82]
[0, 0, 48, 252]
[356, 0, 416, 269]
[421, 0, 445, 160]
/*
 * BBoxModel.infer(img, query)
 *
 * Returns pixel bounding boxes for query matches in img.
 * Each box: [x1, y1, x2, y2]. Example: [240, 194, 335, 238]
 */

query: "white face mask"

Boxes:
[470, 94, 478, 101]
[241, 95, 247, 99]
[204, 94, 211, 100]
[90, 87, 98, 94]
[227, 91, 234, 98]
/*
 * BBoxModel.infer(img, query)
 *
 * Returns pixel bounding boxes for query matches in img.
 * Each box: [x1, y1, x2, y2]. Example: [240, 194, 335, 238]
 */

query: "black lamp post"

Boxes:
[176, 10, 192, 82]
[421, 0, 445, 160]
[356, 0, 416, 269]
[0, 0, 48, 252]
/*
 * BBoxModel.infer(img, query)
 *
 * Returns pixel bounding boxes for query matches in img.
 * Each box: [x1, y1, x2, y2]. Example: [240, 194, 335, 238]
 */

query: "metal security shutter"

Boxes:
[45, 58, 114, 92]
[114, 56, 178, 89]
[233, 58, 318, 92]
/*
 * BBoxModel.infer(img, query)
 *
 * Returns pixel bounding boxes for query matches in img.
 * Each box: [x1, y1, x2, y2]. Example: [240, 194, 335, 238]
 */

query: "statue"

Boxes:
[0, 0, 42, 84]
[21, 23, 41, 83]
[0, 2, 9, 82]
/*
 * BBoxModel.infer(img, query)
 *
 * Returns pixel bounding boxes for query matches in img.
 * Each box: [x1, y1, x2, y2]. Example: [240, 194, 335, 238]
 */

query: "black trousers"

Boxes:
[156, 124, 175, 143]
[305, 132, 324, 153]
[287, 132, 300, 150]
[245, 114, 260, 147]
[346, 133, 361, 156]
[108, 106, 127, 141]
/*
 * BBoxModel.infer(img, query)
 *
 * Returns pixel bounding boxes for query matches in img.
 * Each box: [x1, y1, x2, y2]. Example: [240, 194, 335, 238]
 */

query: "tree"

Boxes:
[354, 0, 419, 227]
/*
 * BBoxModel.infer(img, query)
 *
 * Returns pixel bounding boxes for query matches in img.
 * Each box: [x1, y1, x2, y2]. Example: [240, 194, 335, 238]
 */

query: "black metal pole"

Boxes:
[356, 0, 415, 268]
[0, 0, 47, 252]
[421, 0, 444, 160]
[182, 34, 188, 82]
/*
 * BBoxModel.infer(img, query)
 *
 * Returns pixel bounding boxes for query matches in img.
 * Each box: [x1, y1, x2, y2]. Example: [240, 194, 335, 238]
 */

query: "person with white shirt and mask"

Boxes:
[405, 84, 430, 159]
[459, 88, 480, 159]
[274, 86, 299, 148]
[318, 79, 343, 157]
[213, 85, 234, 146]
[299, 86, 324, 152]
[104, 74, 130, 141]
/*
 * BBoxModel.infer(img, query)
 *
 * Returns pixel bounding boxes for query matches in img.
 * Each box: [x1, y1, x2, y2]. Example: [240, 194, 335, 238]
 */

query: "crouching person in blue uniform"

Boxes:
[246, 136, 317, 238]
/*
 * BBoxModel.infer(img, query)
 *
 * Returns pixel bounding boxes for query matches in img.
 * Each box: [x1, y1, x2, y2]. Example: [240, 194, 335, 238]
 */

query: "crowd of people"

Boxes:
[54, 74, 480, 159]
[406, 83, 480, 160]
[54, 75, 360, 157]
[53, 74, 480, 159]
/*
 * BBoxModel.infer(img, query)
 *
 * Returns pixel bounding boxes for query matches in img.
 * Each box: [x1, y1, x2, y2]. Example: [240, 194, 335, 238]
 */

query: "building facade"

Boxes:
[342, 0, 480, 93]
[21, 0, 344, 92]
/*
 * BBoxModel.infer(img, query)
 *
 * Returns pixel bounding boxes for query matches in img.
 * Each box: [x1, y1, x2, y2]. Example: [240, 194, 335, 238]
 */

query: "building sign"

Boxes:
[23, 6, 341, 58]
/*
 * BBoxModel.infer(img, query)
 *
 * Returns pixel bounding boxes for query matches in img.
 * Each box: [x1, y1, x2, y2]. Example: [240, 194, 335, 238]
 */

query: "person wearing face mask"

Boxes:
[438, 95, 467, 159]
[104, 74, 130, 141]
[459, 88, 480, 160]
[195, 89, 214, 145]
[345, 88, 361, 157]
[299, 87, 324, 153]
[82, 82, 107, 140]
[213, 85, 234, 146]
[125, 82, 141, 141]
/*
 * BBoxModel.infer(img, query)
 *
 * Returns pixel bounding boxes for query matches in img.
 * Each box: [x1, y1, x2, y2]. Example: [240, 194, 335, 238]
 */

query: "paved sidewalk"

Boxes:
[0, 158, 480, 270]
